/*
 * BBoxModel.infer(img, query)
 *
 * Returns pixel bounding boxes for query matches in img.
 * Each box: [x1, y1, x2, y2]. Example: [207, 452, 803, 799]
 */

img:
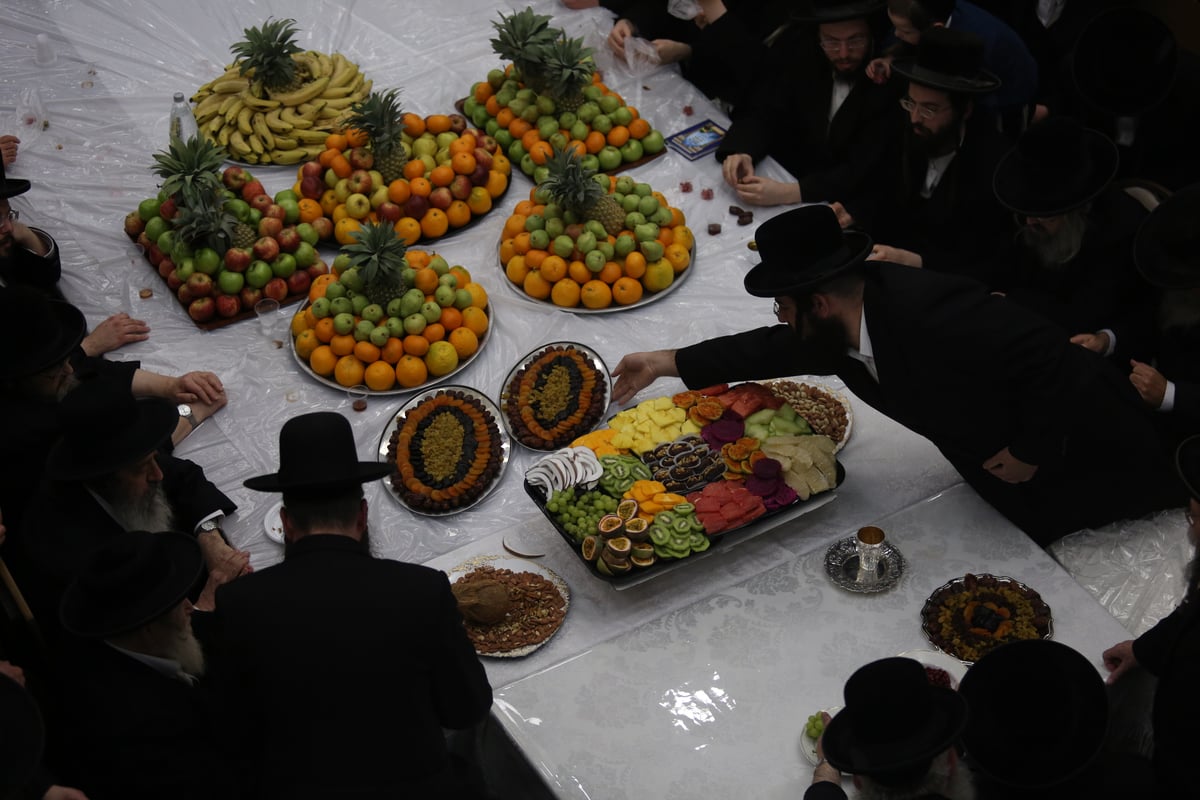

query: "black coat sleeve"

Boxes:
[161, 453, 237, 531]
[675, 324, 816, 388]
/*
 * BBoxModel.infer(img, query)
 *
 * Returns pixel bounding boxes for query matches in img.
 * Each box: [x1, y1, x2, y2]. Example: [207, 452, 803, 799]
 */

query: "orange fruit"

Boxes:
[309, 272, 337, 303]
[673, 224, 694, 251]
[334, 217, 363, 246]
[612, 276, 644, 305]
[422, 322, 446, 343]
[665, 243, 691, 273]
[451, 151, 477, 175]
[333, 354, 366, 388]
[495, 107, 515, 130]
[324, 133, 348, 152]
[464, 282, 488, 309]
[330, 154, 352, 179]
[598, 260, 623, 284]
[585, 131, 606, 154]
[407, 249, 431, 269]
[420, 209, 449, 239]
[512, 231, 532, 255]
[448, 327, 479, 359]
[309, 345, 337, 376]
[568, 259, 591, 284]
[671, 207, 686, 228]
[503, 214, 528, 239]
[426, 114, 452, 134]
[565, 139, 587, 157]
[298, 198, 323, 224]
[404, 159, 427, 180]
[430, 165, 455, 187]
[550, 277, 581, 307]
[540, 255, 568, 283]
[656, 226, 674, 246]
[354, 340, 381, 363]
[294, 329, 320, 359]
[525, 249, 547, 270]
[467, 187, 492, 215]
[313, 317, 336, 343]
[449, 265, 472, 286]
[330, 334, 357, 357]
[513, 199, 535, 216]
[521, 128, 542, 153]
[395, 354, 428, 388]
[380, 337, 405, 364]
[528, 141, 553, 166]
[303, 307, 319, 330]
[344, 128, 369, 148]
[403, 334, 430, 356]
[462, 306, 489, 336]
[580, 279, 613, 309]
[409, 177, 432, 198]
[508, 118, 532, 140]
[425, 340, 459, 377]
[446, 201, 471, 228]
[413, 267, 439, 294]
[319, 189, 339, 216]
[607, 126, 630, 147]
[642, 259, 675, 293]
[401, 112, 426, 137]
[486, 170, 508, 199]
[319, 147, 339, 168]
[439, 306, 463, 330]
[485, 95, 502, 116]
[449, 134, 476, 156]
[474, 81, 494, 103]
[628, 118, 651, 139]
[394, 217, 421, 245]
[493, 153, 512, 176]
[523, 269, 552, 300]
[387, 179, 411, 205]
[499, 239, 517, 265]
[364, 360, 396, 391]
[623, 251, 647, 280]
[292, 310, 311, 336]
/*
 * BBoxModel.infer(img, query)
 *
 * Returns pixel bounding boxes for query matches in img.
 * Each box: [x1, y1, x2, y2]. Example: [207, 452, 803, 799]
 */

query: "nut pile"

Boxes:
[762, 381, 850, 445]
[454, 565, 567, 655]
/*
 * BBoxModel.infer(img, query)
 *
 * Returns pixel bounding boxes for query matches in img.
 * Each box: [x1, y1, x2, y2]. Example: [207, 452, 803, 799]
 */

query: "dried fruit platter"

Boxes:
[498, 341, 613, 451]
[376, 386, 510, 516]
[447, 555, 569, 658]
[921, 574, 1053, 665]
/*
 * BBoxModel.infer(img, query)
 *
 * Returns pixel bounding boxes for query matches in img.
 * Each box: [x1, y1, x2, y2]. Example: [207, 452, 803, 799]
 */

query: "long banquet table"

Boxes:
[0, 0, 1141, 796]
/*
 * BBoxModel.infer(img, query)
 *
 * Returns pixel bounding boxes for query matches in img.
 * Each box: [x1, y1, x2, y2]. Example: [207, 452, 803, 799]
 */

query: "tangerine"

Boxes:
[568, 259, 591, 284]
[446, 201, 471, 228]
[309, 345, 337, 376]
[387, 179, 411, 205]
[426, 114, 452, 134]
[394, 217, 421, 245]
[422, 322, 446, 343]
[462, 306, 489, 336]
[550, 277, 581, 307]
[413, 267, 439, 294]
[425, 340, 459, 377]
[505, 255, 529, 285]
[334, 217, 363, 245]
[540, 255, 568, 283]
[439, 306, 463, 330]
[324, 132, 348, 152]
[292, 310, 311, 336]
[449, 265, 472, 286]
[403, 160, 427, 180]
[665, 243, 691, 273]
[298, 198, 323, 224]
[628, 118, 651, 139]
[642, 260, 675, 293]
[330, 334, 357, 357]
[403, 334, 430, 356]
[612, 276, 644, 305]
[606, 126, 630, 147]
[294, 329, 320, 359]
[503, 214, 528, 239]
[429, 165, 455, 187]
[380, 337, 405, 364]
[451, 152, 477, 175]
[448, 327, 479, 359]
[313, 317, 336, 343]
[421, 209, 449, 238]
[364, 360, 396, 391]
[466, 188, 492, 215]
[330, 154, 352, 179]
[344, 128, 369, 148]
[623, 251, 647, 279]
[354, 340, 382, 363]
[409, 177, 432, 198]
[334, 355, 366, 387]
[407, 249, 431, 269]
[580, 279, 613, 309]
[464, 282, 488, 308]
[523, 269, 552, 300]
[395, 355, 428, 388]
[309, 273, 337, 302]
[528, 141, 553, 166]
[401, 112, 425, 137]
[486, 170, 508, 199]
[598, 260, 623, 284]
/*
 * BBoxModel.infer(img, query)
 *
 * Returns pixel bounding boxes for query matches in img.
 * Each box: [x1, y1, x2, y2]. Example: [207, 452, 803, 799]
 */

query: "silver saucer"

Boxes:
[824, 537, 905, 593]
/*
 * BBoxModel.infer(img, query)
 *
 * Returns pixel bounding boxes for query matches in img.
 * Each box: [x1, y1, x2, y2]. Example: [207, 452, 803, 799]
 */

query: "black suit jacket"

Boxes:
[199, 534, 493, 799]
[674, 262, 1181, 543]
[0, 227, 61, 295]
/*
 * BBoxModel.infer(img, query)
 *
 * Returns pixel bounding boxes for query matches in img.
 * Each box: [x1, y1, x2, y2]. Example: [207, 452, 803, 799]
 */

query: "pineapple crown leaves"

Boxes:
[152, 134, 227, 208]
[539, 35, 595, 97]
[172, 194, 237, 253]
[231, 17, 302, 90]
[490, 7, 557, 74]
[539, 145, 606, 214]
[342, 222, 410, 290]
[348, 89, 404, 158]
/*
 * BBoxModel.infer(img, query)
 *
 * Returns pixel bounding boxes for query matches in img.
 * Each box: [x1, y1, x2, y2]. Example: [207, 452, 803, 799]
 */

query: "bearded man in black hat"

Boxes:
[1103, 435, 1200, 799]
[990, 116, 1156, 361]
[716, 0, 897, 208]
[614, 204, 1183, 545]
[198, 411, 492, 800]
[847, 27, 1011, 282]
[805, 657, 972, 799]
[55, 530, 238, 799]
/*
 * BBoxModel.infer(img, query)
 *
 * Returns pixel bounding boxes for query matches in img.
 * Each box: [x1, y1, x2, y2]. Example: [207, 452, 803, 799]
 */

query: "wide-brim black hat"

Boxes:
[60, 530, 203, 639]
[1072, 8, 1177, 117]
[993, 116, 1118, 217]
[0, 157, 31, 199]
[46, 377, 178, 481]
[793, 0, 885, 23]
[822, 657, 968, 776]
[960, 640, 1108, 789]
[1134, 183, 1199, 290]
[1176, 434, 1200, 504]
[0, 672, 44, 792]
[743, 206, 872, 298]
[0, 285, 87, 379]
[244, 411, 393, 493]
[893, 27, 1000, 95]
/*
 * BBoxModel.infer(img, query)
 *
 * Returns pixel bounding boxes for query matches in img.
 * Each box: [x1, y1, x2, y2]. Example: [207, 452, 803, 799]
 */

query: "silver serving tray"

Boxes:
[824, 536, 906, 593]
[498, 341, 614, 451]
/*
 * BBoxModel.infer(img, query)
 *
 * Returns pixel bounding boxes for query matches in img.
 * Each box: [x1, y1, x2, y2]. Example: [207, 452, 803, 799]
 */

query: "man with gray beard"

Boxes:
[991, 116, 1156, 363]
[55, 530, 239, 799]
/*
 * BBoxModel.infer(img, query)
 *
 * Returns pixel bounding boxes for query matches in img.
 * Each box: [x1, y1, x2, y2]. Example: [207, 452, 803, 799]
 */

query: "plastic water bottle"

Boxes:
[169, 92, 198, 142]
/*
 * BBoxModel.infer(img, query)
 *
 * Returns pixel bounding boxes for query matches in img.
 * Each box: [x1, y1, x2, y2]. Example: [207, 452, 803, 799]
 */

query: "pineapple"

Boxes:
[151, 134, 227, 209]
[230, 17, 304, 92]
[540, 147, 625, 236]
[346, 90, 408, 184]
[538, 35, 595, 113]
[172, 195, 238, 253]
[490, 7, 556, 88]
[342, 222, 411, 307]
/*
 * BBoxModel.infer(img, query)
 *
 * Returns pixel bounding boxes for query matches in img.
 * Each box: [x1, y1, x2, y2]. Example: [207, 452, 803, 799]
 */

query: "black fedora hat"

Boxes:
[244, 411, 393, 493]
[743, 206, 872, 298]
[0, 285, 86, 379]
[60, 530, 203, 639]
[892, 27, 1000, 95]
[1072, 8, 1177, 117]
[1176, 434, 1200, 504]
[46, 377, 178, 481]
[993, 116, 1119, 218]
[822, 657, 968, 776]
[0, 156, 31, 199]
[0, 672, 44, 792]
[960, 639, 1108, 789]
[1134, 183, 1198, 290]
[793, 0, 885, 23]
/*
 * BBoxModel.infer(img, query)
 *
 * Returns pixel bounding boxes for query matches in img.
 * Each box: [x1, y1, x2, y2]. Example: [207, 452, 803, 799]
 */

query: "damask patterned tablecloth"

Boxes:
[489, 483, 1131, 800]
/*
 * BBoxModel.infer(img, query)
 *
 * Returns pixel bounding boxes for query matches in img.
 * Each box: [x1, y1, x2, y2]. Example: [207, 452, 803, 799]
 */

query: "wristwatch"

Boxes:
[198, 516, 224, 534]
[177, 403, 198, 429]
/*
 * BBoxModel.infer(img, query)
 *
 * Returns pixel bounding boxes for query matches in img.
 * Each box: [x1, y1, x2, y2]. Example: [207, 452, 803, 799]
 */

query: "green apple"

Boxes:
[520, 153, 535, 176]
[361, 303, 384, 323]
[525, 214, 545, 232]
[621, 193, 641, 213]
[438, 273, 457, 289]
[544, 218, 564, 238]
[598, 95, 621, 114]
[558, 111, 577, 129]
[575, 231, 597, 253]
[246, 208, 262, 227]
[577, 102, 599, 123]
[548, 132, 568, 153]
[324, 281, 346, 300]
[271, 254, 297, 279]
[570, 121, 589, 142]
[171, 239, 193, 264]
[620, 139, 644, 163]
[274, 189, 299, 205]
[635, 223, 660, 243]
[403, 313, 427, 335]
[487, 68, 506, 90]
[471, 105, 491, 128]
[590, 114, 612, 134]
[529, 229, 550, 250]
[369, 326, 391, 347]
[537, 117, 558, 140]
[174, 258, 195, 281]
[246, 260, 272, 288]
[508, 140, 525, 163]
[585, 250, 606, 273]
[386, 316, 406, 337]
[224, 198, 250, 222]
[543, 202, 562, 220]
[401, 267, 417, 287]
[553, 235, 576, 259]
[311, 297, 332, 318]
[351, 294, 369, 315]
[634, 182, 653, 197]
[611, 106, 633, 127]
[580, 154, 600, 172]
[640, 130, 666, 154]
[354, 319, 375, 341]
[420, 301, 442, 323]
[651, 206, 673, 226]
[330, 296, 353, 316]
[485, 118, 500, 136]
[454, 288, 473, 309]
[533, 186, 553, 204]
[333, 312, 356, 336]
[521, 105, 540, 124]
[494, 129, 514, 151]
[637, 195, 660, 216]
[532, 165, 550, 184]
[194, 247, 221, 275]
[293, 242, 316, 268]
[597, 146, 622, 171]
[434, 285, 456, 307]
[144, 216, 168, 244]
[339, 267, 363, 292]
[137, 198, 162, 222]
[217, 270, 244, 294]
[295, 222, 318, 245]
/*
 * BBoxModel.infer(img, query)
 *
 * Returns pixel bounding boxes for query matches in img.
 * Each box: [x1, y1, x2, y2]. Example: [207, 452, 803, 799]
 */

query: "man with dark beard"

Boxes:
[716, 0, 896, 208]
[847, 27, 1011, 282]
[990, 116, 1156, 362]
[19, 378, 244, 642]
[198, 412, 493, 799]
[613, 205, 1183, 545]
[55, 530, 239, 799]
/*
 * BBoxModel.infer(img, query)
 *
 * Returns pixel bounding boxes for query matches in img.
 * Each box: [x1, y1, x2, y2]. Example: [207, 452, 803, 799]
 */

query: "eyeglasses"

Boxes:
[1188, 509, 1197, 528]
[0, 209, 17, 225]
[773, 301, 795, 317]
[819, 35, 868, 53]
[899, 97, 947, 120]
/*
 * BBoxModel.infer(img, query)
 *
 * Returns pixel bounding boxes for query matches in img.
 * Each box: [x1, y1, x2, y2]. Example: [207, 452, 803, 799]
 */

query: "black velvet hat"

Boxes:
[0, 672, 44, 792]
[46, 377, 178, 480]
[1072, 8, 1177, 117]
[743, 206, 872, 298]
[793, 0, 885, 23]
[244, 411, 393, 493]
[960, 640, 1108, 789]
[60, 530, 203, 638]
[0, 156, 31, 199]
[1134, 183, 1200, 290]
[822, 657, 968, 777]
[892, 27, 1000, 95]
[0, 285, 86, 379]
[993, 116, 1119, 217]
[1176, 434, 1200, 504]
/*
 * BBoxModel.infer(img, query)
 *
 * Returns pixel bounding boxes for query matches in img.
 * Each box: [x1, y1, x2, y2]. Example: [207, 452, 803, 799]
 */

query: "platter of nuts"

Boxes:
[448, 556, 569, 658]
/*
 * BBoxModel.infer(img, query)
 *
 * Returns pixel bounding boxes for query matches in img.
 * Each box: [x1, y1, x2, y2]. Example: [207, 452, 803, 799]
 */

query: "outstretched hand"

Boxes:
[1102, 639, 1138, 685]
[81, 312, 150, 356]
[612, 350, 678, 405]
[175, 371, 225, 404]
[732, 176, 801, 207]
[1129, 360, 1167, 408]
[0, 135, 18, 165]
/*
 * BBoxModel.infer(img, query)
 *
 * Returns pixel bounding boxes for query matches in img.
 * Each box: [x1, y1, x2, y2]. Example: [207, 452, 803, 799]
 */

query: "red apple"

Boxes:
[300, 175, 324, 199]
[348, 146, 374, 171]
[300, 161, 323, 179]
[306, 261, 329, 279]
[478, 134, 497, 153]
[403, 194, 429, 219]
[124, 211, 146, 239]
[258, 217, 284, 239]
[136, 231, 152, 252]
[223, 166, 250, 191]
[448, 114, 467, 134]
[276, 227, 301, 253]
[167, 269, 184, 291]
[376, 201, 403, 223]
[310, 216, 333, 240]
[473, 147, 494, 171]
[242, 179, 266, 201]
[158, 197, 178, 220]
[186, 272, 214, 298]
[428, 187, 453, 211]
[286, 269, 311, 296]
[469, 164, 490, 187]
[347, 169, 373, 194]
[157, 258, 175, 279]
[215, 294, 241, 318]
[239, 286, 263, 308]
[450, 175, 473, 201]
[224, 247, 251, 273]
[188, 297, 216, 322]
[177, 283, 195, 304]
[249, 192, 273, 213]
[263, 203, 287, 222]
[253, 236, 280, 262]
[263, 277, 288, 302]
[146, 243, 165, 268]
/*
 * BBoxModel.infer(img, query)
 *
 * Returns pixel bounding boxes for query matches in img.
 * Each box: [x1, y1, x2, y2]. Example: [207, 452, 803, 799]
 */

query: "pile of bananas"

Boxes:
[191, 51, 371, 165]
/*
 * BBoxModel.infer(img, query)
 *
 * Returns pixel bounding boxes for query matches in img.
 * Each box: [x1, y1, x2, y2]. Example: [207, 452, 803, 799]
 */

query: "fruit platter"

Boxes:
[499, 151, 695, 311]
[191, 18, 373, 166]
[524, 380, 851, 581]
[376, 386, 510, 516]
[920, 574, 1053, 664]
[461, 9, 667, 180]
[448, 555, 570, 658]
[289, 227, 493, 394]
[499, 342, 613, 451]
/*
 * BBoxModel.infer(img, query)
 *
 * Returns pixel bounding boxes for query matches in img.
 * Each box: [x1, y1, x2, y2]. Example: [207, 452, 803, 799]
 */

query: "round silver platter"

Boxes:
[824, 536, 906, 594]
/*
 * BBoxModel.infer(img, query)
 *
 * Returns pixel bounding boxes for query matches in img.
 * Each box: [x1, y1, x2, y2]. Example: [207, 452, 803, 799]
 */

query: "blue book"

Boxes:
[666, 119, 727, 161]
